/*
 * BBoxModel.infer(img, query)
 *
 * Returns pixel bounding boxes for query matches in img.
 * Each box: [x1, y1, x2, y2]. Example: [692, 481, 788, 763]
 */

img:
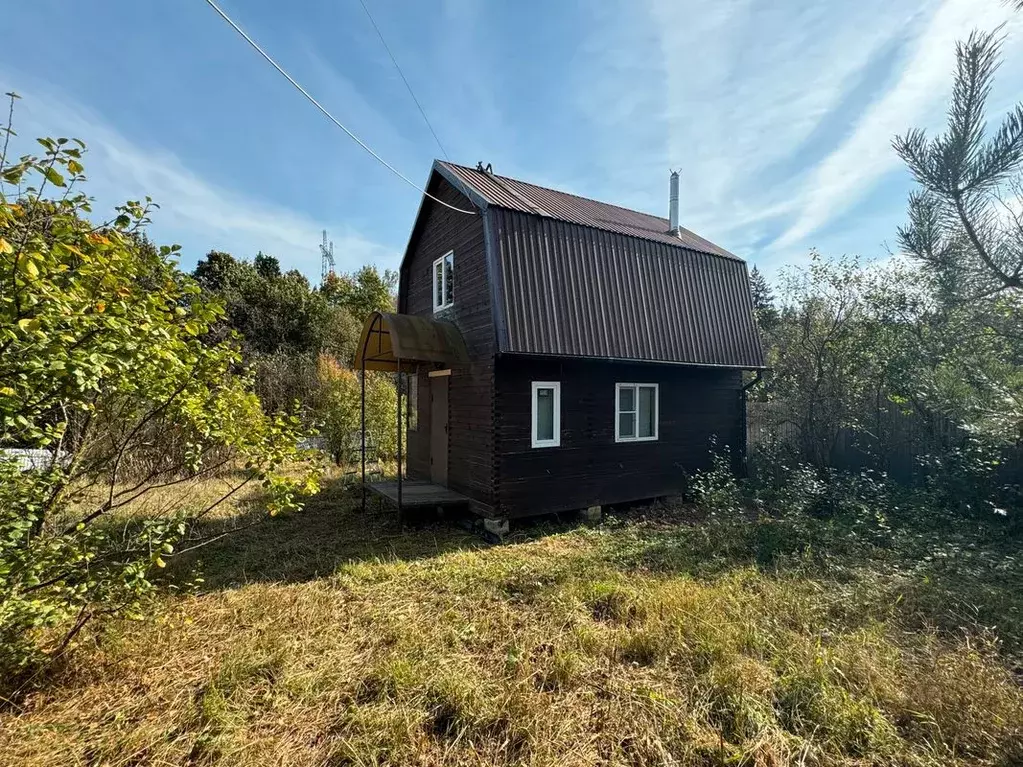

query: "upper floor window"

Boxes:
[531, 381, 561, 448]
[615, 383, 658, 442]
[433, 251, 454, 311]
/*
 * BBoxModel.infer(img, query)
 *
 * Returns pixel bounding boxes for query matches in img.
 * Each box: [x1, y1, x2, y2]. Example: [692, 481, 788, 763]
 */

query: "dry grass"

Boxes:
[2, 478, 1022, 766]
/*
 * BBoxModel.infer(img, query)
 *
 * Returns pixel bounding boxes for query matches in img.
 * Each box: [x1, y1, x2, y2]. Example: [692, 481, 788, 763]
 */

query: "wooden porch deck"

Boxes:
[366, 480, 471, 509]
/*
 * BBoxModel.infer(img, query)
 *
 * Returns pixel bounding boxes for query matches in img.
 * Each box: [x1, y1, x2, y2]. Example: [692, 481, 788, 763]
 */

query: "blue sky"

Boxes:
[3, 0, 1023, 281]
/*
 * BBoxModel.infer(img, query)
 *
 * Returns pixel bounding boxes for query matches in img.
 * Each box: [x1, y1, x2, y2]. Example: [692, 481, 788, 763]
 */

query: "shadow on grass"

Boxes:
[175, 476, 484, 590]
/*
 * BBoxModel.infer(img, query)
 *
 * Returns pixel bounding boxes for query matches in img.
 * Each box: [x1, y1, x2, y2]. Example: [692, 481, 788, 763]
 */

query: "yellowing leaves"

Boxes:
[19, 258, 39, 278]
[57, 242, 86, 259]
[0, 128, 319, 674]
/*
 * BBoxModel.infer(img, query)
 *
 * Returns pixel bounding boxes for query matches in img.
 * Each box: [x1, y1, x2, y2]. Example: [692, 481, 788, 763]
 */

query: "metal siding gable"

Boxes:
[482, 207, 509, 353]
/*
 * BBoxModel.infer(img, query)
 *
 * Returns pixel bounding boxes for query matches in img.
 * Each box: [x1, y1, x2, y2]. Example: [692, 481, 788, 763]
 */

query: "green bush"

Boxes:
[314, 354, 400, 467]
[0, 116, 320, 675]
[688, 452, 745, 516]
[688, 448, 905, 567]
[918, 437, 1018, 520]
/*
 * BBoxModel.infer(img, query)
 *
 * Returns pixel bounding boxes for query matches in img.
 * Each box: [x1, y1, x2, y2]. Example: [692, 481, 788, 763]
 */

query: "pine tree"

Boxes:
[894, 29, 1023, 297]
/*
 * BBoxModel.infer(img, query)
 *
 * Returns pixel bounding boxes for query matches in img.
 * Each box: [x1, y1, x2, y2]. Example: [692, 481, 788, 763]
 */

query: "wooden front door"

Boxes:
[429, 376, 449, 485]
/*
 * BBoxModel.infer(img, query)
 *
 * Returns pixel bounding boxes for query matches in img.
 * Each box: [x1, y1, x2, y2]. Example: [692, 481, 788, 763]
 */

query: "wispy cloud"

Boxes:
[772, 0, 1022, 250]
[572, 0, 917, 245]
[2, 70, 393, 278]
[570, 0, 1023, 266]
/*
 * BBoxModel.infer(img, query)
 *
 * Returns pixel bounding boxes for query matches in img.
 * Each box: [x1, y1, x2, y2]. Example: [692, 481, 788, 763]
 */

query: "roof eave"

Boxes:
[499, 350, 766, 371]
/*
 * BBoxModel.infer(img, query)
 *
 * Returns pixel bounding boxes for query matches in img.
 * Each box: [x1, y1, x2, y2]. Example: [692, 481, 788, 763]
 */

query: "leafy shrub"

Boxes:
[314, 354, 400, 467]
[688, 446, 902, 567]
[0, 113, 320, 675]
[918, 436, 1021, 521]
[749, 441, 827, 516]
[688, 452, 745, 516]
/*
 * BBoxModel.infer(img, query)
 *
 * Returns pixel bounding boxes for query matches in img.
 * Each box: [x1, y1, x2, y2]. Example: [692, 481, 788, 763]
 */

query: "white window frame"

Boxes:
[615, 383, 659, 442]
[531, 381, 561, 448]
[432, 251, 454, 312]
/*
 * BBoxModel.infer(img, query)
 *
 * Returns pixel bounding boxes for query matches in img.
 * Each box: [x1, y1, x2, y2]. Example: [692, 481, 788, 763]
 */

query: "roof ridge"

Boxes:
[440, 161, 668, 225]
[435, 160, 741, 262]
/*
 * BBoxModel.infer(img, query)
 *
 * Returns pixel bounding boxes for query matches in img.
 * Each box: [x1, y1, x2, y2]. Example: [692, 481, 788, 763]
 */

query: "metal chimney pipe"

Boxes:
[669, 171, 680, 233]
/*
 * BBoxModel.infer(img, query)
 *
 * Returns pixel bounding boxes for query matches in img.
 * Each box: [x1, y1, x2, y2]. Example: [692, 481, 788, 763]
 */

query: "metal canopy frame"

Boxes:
[355, 311, 469, 522]
[359, 344, 410, 523]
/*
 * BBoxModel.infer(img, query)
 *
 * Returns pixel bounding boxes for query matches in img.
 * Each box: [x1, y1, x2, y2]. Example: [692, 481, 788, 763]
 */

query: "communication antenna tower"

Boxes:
[320, 229, 335, 283]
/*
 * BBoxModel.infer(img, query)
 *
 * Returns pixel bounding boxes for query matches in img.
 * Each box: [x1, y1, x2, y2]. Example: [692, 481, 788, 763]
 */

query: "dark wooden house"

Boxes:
[356, 162, 764, 530]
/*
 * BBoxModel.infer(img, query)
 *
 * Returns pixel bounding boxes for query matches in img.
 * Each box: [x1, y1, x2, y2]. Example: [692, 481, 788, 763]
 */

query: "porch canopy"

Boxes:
[355, 311, 469, 520]
[355, 311, 469, 373]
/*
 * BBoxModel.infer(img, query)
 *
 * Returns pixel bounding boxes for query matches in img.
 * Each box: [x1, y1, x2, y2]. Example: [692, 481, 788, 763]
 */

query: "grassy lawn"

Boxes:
[2, 477, 1022, 766]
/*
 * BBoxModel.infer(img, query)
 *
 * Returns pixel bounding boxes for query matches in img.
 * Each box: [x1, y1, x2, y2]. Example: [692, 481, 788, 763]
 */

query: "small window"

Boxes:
[531, 381, 561, 448]
[407, 375, 418, 431]
[432, 251, 454, 311]
[615, 383, 658, 442]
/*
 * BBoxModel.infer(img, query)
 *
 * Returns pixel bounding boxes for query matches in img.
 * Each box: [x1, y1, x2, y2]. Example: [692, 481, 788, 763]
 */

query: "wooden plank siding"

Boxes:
[399, 178, 496, 513]
[493, 355, 743, 518]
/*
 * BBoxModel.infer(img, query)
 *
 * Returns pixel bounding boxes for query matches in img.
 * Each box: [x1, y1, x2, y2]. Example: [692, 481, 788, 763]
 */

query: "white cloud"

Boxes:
[2, 71, 393, 279]
[570, 0, 1023, 267]
[772, 0, 1022, 249]
[574, 0, 923, 252]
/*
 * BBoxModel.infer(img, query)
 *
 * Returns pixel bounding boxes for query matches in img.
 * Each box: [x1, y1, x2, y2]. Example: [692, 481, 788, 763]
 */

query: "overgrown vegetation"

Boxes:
[4, 13, 1023, 766]
[314, 354, 402, 467]
[754, 30, 1023, 508]
[0, 100, 321, 674]
[0, 89, 404, 675]
[188, 224, 401, 461]
[1, 472, 1020, 766]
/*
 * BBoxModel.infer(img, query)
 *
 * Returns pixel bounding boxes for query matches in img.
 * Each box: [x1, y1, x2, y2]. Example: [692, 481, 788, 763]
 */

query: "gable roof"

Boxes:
[437, 161, 738, 260]
[404, 161, 764, 370]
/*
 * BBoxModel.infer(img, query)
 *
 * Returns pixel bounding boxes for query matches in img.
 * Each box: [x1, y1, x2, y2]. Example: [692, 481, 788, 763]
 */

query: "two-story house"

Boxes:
[355, 161, 764, 534]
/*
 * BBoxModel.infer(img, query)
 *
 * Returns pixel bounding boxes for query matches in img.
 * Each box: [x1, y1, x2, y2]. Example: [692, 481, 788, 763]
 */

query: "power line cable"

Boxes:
[356, 0, 449, 161]
[203, 0, 475, 215]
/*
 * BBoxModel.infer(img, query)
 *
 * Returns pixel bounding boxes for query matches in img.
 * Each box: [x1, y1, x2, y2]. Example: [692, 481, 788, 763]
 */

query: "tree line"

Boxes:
[746, 30, 1023, 514]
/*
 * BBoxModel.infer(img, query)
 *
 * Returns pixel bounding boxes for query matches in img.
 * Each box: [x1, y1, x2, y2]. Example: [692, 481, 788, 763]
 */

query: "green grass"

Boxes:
[1, 478, 1021, 766]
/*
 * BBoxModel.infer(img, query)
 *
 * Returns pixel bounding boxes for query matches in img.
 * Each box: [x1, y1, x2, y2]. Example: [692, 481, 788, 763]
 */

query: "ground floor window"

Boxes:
[531, 381, 561, 448]
[407, 374, 418, 430]
[615, 383, 658, 441]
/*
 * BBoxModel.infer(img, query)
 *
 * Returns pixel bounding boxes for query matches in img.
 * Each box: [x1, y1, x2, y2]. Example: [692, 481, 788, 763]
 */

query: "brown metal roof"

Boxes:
[489, 208, 764, 369]
[437, 161, 739, 260]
